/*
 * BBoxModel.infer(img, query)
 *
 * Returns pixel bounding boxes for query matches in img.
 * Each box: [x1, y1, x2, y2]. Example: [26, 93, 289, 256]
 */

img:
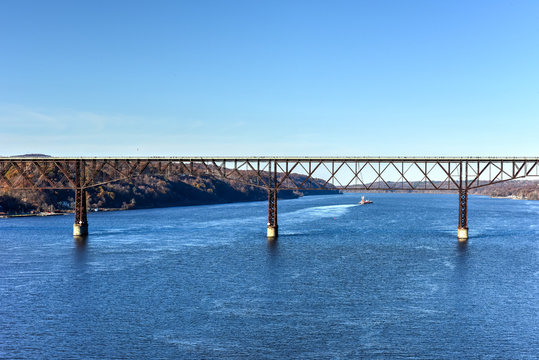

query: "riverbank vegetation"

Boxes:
[470, 180, 539, 200]
[0, 172, 338, 215]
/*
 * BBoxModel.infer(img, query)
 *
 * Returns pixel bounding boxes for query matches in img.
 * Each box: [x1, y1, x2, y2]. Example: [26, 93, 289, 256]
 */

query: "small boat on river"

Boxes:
[359, 196, 373, 205]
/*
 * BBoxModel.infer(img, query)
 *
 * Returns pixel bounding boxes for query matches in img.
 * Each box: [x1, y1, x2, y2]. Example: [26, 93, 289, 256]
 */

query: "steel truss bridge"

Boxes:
[1, 157, 538, 241]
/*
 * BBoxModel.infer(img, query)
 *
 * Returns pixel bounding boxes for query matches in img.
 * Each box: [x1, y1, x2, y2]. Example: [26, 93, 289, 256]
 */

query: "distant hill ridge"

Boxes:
[9, 154, 51, 158]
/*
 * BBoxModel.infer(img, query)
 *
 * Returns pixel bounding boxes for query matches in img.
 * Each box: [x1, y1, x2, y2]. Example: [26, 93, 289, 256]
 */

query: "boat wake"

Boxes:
[284, 204, 356, 222]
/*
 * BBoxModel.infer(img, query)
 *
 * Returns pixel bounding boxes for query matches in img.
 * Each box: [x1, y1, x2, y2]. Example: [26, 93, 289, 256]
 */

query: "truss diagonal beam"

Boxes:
[0, 157, 537, 191]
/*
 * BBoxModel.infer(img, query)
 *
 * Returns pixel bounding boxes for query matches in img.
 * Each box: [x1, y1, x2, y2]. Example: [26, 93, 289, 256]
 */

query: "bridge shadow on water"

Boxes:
[266, 238, 279, 257]
[457, 240, 468, 253]
[74, 235, 88, 249]
[73, 235, 89, 265]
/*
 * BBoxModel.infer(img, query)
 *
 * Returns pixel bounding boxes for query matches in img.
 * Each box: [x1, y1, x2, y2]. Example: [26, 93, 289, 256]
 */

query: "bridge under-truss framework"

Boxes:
[1, 157, 538, 241]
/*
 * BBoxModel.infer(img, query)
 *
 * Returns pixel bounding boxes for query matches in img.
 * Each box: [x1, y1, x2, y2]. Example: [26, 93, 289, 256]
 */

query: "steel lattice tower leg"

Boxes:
[458, 188, 468, 241]
[73, 160, 88, 237]
[267, 160, 278, 239]
[267, 189, 278, 239]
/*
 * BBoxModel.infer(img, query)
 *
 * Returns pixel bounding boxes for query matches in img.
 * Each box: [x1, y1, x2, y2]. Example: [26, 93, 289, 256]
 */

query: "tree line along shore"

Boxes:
[0, 173, 339, 216]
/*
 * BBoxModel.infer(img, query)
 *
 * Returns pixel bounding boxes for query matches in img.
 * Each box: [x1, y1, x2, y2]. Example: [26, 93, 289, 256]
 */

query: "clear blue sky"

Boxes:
[1, 1, 538, 156]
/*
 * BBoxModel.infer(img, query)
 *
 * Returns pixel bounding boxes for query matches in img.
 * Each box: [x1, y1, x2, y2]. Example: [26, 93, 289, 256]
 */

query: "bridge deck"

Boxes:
[2, 156, 537, 161]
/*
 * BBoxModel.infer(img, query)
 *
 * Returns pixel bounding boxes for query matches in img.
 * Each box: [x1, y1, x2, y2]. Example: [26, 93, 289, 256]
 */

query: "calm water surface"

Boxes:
[1, 193, 538, 359]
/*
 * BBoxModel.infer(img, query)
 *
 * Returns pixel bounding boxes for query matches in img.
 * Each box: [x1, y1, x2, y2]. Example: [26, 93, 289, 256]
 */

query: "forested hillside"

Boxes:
[0, 172, 339, 215]
[470, 180, 539, 200]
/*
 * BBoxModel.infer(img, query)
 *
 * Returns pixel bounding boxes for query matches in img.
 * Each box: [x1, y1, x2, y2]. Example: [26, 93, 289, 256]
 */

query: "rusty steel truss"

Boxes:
[1, 157, 538, 240]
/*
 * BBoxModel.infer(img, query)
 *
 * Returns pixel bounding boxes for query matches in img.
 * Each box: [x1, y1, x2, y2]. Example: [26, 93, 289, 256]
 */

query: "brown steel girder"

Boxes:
[0, 158, 537, 192]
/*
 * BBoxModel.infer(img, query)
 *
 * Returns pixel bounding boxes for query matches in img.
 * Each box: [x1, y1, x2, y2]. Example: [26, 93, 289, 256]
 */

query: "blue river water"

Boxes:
[1, 193, 538, 359]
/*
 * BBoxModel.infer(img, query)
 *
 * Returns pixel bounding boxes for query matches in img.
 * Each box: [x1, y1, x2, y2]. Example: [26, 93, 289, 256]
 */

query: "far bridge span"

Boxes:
[1, 157, 538, 242]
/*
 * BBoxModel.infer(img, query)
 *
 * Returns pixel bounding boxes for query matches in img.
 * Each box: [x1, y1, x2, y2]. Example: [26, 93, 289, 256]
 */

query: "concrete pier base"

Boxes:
[457, 227, 468, 242]
[267, 226, 278, 239]
[73, 224, 88, 237]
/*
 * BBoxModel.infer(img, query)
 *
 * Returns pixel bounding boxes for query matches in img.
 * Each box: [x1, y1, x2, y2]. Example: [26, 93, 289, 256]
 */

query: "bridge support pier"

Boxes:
[267, 189, 278, 239]
[73, 160, 88, 237]
[74, 188, 88, 237]
[458, 188, 468, 242]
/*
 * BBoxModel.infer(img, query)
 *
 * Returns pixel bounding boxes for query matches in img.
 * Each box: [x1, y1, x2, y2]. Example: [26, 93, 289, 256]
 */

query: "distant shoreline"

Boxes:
[344, 189, 538, 201]
[2, 191, 536, 219]
[0, 194, 337, 218]
[0, 212, 69, 219]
